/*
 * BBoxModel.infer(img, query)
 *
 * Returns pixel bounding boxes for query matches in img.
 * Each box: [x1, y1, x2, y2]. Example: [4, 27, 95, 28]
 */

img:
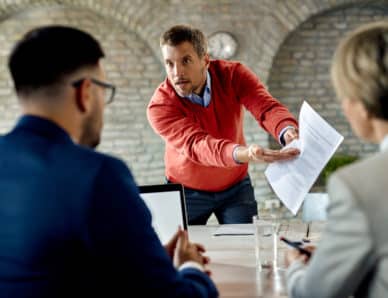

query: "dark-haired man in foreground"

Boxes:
[0, 25, 218, 298]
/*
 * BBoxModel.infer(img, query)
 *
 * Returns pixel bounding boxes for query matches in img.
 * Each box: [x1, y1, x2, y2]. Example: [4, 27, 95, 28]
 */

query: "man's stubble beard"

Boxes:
[79, 105, 101, 149]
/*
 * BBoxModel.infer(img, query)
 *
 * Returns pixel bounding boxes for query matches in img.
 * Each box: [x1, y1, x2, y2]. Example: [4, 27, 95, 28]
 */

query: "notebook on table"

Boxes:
[139, 183, 188, 244]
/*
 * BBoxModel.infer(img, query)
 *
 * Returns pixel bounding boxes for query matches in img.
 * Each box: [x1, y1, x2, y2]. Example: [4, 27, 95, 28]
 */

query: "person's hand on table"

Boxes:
[167, 228, 211, 275]
[164, 227, 183, 259]
[285, 245, 316, 267]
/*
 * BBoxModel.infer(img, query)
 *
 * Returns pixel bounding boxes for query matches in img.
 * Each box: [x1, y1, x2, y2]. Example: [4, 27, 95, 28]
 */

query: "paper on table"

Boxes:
[265, 101, 343, 215]
[212, 225, 254, 236]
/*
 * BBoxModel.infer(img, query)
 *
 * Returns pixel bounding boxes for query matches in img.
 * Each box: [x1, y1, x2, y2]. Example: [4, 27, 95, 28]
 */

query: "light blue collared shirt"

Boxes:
[183, 71, 211, 107]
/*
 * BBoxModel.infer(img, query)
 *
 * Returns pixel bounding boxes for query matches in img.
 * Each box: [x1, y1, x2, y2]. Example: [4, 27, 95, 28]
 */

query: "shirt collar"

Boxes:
[380, 135, 388, 151]
[14, 115, 73, 144]
[183, 71, 211, 107]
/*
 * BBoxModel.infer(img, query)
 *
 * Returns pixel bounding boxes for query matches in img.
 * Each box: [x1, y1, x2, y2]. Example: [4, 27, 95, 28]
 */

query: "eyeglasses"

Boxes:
[72, 78, 116, 105]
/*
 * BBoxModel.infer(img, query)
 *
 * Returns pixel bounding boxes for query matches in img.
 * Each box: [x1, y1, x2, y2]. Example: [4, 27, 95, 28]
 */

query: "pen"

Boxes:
[280, 236, 312, 257]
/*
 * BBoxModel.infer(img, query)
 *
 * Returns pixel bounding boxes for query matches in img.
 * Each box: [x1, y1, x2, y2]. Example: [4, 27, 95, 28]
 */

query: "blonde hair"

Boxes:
[331, 21, 388, 119]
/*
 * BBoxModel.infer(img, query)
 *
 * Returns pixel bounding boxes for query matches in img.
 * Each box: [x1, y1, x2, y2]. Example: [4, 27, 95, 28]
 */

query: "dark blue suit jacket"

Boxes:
[0, 115, 218, 298]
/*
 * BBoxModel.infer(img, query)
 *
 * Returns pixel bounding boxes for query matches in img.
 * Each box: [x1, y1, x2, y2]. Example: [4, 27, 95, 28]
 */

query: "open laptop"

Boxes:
[138, 183, 188, 244]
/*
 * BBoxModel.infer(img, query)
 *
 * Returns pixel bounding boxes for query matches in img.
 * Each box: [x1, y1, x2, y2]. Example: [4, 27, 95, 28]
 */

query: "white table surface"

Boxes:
[189, 222, 325, 297]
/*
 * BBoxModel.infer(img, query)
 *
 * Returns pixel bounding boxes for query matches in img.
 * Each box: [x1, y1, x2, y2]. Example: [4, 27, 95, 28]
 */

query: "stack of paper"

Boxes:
[265, 101, 343, 215]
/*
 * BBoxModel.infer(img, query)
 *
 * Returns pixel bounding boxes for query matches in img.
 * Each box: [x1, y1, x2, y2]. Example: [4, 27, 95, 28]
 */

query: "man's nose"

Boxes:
[172, 63, 184, 77]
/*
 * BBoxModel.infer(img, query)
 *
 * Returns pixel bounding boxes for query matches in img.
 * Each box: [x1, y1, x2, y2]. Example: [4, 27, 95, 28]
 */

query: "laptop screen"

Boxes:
[138, 183, 188, 244]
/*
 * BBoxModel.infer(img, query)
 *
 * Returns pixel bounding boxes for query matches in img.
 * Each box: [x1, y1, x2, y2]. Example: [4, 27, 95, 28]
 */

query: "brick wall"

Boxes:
[0, 5, 165, 186]
[0, 0, 387, 208]
[268, 5, 388, 157]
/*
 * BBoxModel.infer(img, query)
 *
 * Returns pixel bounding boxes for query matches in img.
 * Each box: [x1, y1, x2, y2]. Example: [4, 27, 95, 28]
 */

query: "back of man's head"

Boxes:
[8, 25, 105, 97]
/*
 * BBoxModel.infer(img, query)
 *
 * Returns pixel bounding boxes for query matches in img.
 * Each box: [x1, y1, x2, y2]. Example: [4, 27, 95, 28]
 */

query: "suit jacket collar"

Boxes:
[14, 115, 74, 144]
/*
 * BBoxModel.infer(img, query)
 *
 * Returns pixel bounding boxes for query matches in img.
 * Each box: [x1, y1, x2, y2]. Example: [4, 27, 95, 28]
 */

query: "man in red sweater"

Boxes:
[147, 24, 299, 225]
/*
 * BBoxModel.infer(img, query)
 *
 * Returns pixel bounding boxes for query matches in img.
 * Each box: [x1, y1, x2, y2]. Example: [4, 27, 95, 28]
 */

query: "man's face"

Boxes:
[162, 41, 209, 97]
[79, 63, 106, 148]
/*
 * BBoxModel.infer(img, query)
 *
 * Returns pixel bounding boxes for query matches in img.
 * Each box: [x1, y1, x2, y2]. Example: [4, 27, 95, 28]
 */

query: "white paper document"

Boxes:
[212, 225, 254, 236]
[265, 101, 344, 215]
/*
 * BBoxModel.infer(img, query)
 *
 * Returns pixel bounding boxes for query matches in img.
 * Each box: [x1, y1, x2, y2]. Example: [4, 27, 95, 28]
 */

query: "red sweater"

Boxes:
[147, 60, 298, 192]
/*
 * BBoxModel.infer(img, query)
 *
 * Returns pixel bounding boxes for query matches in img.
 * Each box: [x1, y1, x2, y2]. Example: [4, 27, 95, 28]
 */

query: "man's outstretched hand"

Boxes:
[235, 144, 300, 163]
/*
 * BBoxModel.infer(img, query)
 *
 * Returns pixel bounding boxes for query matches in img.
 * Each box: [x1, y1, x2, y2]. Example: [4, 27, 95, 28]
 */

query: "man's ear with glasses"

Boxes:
[72, 77, 116, 105]
[73, 78, 93, 113]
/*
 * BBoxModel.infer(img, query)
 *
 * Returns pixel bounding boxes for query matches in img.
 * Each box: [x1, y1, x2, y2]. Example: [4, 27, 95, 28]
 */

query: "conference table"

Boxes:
[189, 221, 325, 298]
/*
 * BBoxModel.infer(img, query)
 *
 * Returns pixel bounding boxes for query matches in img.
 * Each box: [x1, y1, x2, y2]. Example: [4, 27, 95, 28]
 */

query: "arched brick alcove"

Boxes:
[0, 0, 386, 204]
[267, 3, 388, 160]
[0, 3, 166, 185]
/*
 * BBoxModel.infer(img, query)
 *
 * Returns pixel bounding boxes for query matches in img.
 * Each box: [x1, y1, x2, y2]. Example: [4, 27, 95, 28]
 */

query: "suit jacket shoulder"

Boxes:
[287, 151, 388, 298]
[330, 150, 388, 252]
[0, 116, 218, 298]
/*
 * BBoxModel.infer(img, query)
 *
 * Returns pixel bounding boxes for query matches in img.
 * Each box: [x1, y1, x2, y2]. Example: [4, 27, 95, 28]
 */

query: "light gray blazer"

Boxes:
[287, 149, 388, 298]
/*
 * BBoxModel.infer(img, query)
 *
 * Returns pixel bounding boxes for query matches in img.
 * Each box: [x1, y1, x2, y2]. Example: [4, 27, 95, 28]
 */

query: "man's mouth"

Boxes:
[175, 80, 190, 86]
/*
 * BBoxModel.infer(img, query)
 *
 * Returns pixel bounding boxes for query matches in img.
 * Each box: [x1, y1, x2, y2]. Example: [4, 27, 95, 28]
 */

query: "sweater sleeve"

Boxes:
[147, 92, 239, 168]
[232, 63, 298, 142]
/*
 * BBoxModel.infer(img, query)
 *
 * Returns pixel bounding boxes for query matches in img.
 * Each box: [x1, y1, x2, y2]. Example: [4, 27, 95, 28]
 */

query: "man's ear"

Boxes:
[204, 53, 210, 68]
[74, 79, 92, 113]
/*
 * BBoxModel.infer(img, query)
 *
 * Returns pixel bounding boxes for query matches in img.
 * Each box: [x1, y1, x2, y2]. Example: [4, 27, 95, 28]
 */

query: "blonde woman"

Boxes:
[285, 21, 388, 298]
